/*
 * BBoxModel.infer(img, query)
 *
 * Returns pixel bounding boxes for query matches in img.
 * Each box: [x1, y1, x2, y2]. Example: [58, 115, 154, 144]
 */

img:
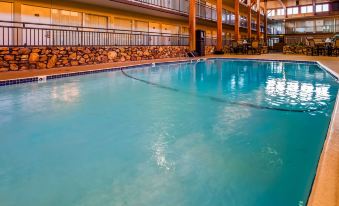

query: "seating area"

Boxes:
[283, 37, 339, 57]
[224, 40, 268, 55]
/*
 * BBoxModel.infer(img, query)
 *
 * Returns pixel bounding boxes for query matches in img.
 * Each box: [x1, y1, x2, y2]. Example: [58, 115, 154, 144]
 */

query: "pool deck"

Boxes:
[0, 53, 338, 206]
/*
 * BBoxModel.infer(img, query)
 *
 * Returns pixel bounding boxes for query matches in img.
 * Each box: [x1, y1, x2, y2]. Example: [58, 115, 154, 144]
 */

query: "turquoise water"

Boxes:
[0, 59, 338, 206]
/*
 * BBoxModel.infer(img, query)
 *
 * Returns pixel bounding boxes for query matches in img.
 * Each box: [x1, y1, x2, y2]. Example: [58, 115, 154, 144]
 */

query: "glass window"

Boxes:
[114, 18, 132, 31]
[276, 9, 285, 16]
[301, 5, 313, 14]
[85, 14, 107, 29]
[323, 4, 329, 12]
[287, 8, 293, 15]
[52, 9, 82, 26]
[287, 7, 299, 15]
[268, 10, 275, 17]
[316, 4, 329, 12]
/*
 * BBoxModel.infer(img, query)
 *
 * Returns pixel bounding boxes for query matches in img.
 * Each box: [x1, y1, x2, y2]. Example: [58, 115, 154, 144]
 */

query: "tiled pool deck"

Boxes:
[0, 54, 338, 206]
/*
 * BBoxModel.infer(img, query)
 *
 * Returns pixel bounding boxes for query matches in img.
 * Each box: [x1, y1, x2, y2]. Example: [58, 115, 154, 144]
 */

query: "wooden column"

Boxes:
[189, 0, 196, 51]
[256, 8, 261, 40]
[234, 0, 240, 41]
[312, 0, 316, 16]
[263, 4, 268, 44]
[216, 0, 223, 52]
[247, 4, 252, 39]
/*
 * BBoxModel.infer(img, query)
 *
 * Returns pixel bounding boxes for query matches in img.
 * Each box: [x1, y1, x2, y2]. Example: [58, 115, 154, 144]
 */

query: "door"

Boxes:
[84, 14, 108, 46]
[134, 20, 149, 45]
[114, 17, 132, 46]
[21, 5, 51, 46]
[149, 22, 161, 45]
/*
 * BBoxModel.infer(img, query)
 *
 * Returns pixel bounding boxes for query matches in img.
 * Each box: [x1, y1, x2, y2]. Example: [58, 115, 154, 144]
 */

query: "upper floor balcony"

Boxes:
[108, 0, 263, 30]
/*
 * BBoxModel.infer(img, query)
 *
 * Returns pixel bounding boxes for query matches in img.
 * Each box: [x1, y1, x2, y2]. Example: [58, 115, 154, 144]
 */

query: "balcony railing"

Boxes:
[285, 26, 337, 34]
[125, 0, 189, 14]
[0, 21, 189, 47]
[124, 0, 262, 29]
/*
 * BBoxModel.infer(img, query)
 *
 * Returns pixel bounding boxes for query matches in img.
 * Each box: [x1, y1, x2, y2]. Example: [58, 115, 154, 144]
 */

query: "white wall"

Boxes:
[0, 1, 12, 21]
[0, 2, 13, 45]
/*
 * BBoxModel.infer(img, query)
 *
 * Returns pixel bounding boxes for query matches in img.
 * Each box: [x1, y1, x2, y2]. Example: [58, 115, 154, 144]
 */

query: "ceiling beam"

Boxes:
[276, 0, 286, 9]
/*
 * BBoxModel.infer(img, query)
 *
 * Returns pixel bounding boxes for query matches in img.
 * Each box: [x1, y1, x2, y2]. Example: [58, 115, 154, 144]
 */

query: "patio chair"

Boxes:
[223, 45, 231, 54]
[306, 39, 317, 56]
[230, 41, 239, 54]
[250, 41, 261, 55]
[334, 39, 339, 57]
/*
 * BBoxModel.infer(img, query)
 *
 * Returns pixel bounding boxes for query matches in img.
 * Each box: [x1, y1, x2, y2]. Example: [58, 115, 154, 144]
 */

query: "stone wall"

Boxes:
[0, 46, 189, 72]
[283, 45, 307, 55]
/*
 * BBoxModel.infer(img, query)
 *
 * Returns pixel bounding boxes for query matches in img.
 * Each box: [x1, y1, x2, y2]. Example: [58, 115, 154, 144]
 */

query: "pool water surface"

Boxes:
[0, 59, 337, 206]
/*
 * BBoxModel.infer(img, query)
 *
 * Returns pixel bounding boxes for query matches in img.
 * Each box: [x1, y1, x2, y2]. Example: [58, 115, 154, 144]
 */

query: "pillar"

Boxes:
[234, 0, 240, 41]
[247, 5, 252, 39]
[264, 7, 268, 44]
[216, 0, 223, 52]
[256, 8, 261, 40]
[189, 0, 196, 51]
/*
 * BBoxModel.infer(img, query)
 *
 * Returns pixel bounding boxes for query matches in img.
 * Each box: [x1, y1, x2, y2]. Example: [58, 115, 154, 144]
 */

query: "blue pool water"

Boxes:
[0, 59, 338, 206]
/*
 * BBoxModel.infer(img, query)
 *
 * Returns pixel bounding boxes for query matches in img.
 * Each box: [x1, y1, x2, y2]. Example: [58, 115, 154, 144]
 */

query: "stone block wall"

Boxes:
[283, 45, 307, 55]
[0, 46, 189, 72]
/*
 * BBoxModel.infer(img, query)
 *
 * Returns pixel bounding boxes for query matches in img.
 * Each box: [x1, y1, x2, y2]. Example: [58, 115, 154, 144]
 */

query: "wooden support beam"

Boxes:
[247, 3, 252, 39]
[234, 0, 240, 41]
[216, 0, 223, 51]
[189, 0, 196, 51]
[277, 0, 286, 9]
[263, 1, 268, 44]
[250, 0, 256, 7]
[256, 0, 260, 40]
[312, 0, 316, 16]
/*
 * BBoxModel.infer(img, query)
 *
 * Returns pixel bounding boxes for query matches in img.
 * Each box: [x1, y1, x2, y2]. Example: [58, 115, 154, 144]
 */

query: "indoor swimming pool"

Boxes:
[0, 59, 338, 206]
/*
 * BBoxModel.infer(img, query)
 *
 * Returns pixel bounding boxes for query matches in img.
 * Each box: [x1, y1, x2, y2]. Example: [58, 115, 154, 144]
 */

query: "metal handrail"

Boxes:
[0, 21, 189, 47]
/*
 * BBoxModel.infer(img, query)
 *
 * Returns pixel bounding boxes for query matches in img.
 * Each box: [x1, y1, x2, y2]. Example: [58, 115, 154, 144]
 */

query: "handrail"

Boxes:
[0, 21, 189, 47]
[0, 20, 189, 36]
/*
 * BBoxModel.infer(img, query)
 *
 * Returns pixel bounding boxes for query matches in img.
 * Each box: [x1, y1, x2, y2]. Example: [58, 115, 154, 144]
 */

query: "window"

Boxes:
[52, 9, 82, 26]
[114, 18, 132, 31]
[301, 5, 313, 14]
[287, 7, 298, 15]
[316, 4, 329, 12]
[134, 20, 149, 32]
[84, 14, 107, 29]
[268, 10, 275, 17]
[276, 9, 285, 16]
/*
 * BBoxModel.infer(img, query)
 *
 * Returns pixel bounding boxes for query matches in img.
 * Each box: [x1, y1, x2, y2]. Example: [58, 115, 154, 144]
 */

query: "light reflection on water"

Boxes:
[127, 60, 337, 113]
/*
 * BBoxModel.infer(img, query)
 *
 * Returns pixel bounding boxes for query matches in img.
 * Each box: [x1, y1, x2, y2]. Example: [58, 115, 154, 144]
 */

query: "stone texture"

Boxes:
[4, 55, 14, 61]
[29, 53, 39, 63]
[47, 55, 57, 68]
[108, 51, 117, 60]
[71, 61, 79, 66]
[283, 45, 308, 55]
[9, 64, 18, 71]
[0, 46, 188, 72]
[37, 62, 47, 69]
[0, 67, 8, 72]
